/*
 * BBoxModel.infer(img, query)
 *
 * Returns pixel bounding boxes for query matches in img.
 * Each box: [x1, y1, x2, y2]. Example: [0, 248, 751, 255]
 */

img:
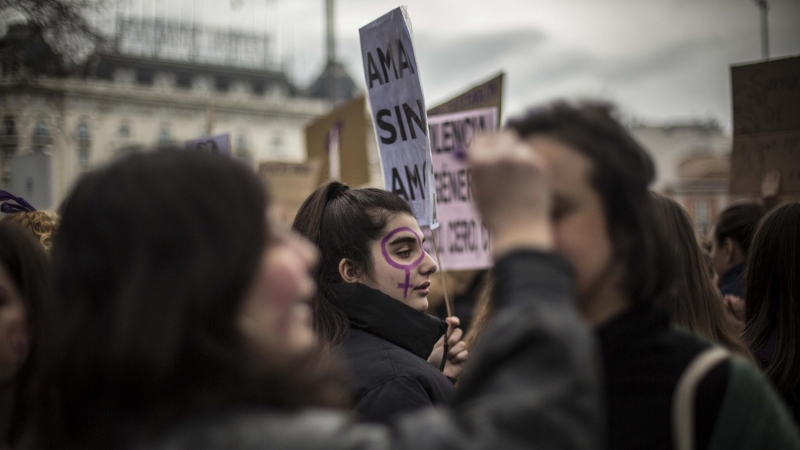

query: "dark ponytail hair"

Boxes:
[714, 203, 766, 256]
[292, 181, 413, 346]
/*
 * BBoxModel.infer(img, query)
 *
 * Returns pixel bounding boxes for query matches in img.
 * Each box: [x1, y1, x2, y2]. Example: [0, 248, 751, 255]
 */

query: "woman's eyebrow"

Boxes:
[388, 236, 417, 246]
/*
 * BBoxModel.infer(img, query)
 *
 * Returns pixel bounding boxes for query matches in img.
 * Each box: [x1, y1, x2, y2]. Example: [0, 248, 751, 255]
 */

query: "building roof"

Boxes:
[307, 60, 358, 105]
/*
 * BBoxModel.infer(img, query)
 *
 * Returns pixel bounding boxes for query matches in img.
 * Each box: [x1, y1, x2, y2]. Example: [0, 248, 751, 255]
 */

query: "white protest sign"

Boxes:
[359, 7, 437, 228]
[424, 107, 497, 270]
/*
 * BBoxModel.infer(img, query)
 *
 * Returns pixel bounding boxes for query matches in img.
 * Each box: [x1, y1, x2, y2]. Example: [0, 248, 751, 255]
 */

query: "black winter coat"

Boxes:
[328, 283, 454, 422]
[142, 251, 602, 450]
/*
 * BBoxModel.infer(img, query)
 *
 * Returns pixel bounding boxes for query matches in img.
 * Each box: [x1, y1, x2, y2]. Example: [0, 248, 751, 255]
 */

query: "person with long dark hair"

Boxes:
[292, 182, 468, 422]
[650, 192, 753, 358]
[0, 222, 49, 447]
[28, 148, 601, 449]
[504, 101, 798, 450]
[744, 202, 800, 424]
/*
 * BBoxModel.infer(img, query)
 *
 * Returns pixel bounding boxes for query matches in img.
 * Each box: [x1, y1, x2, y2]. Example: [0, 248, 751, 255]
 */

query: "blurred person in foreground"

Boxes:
[27, 148, 600, 449]
[292, 182, 467, 423]
[651, 192, 752, 357]
[501, 101, 799, 450]
[0, 223, 49, 448]
[0, 191, 59, 252]
[743, 202, 800, 425]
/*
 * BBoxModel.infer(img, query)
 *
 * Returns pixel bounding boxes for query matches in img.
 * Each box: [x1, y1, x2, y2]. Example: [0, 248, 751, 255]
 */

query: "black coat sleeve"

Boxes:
[355, 376, 434, 423]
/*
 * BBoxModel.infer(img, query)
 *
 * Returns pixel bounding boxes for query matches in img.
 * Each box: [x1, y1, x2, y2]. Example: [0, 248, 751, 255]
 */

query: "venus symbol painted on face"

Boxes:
[381, 227, 425, 298]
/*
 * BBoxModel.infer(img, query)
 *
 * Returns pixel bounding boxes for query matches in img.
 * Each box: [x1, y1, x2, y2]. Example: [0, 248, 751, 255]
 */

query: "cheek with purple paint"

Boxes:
[381, 227, 425, 299]
[7, 321, 28, 363]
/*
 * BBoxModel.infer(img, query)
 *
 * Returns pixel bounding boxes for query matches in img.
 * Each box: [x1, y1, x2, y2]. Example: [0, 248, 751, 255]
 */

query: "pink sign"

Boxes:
[423, 107, 497, 271]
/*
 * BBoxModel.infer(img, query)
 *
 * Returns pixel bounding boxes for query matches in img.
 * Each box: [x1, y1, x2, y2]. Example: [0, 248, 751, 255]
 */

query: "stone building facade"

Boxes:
[0, 21, 333, 209]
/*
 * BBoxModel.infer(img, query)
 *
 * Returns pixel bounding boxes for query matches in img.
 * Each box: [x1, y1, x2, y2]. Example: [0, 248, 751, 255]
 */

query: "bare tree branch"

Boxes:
[0, 0, 111, 68]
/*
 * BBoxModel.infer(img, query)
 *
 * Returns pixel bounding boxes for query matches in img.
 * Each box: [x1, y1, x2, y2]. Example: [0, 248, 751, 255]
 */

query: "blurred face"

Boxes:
[528, 136, 621, 309]
[240, 213, 318, 356]
[358, 213, 438, 312]
[709, 232, 737, 280]
[0, 263, 28, 383]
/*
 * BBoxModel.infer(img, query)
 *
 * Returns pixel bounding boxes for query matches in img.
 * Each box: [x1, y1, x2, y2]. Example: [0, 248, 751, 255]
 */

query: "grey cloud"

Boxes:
[598, 37, 725, 84]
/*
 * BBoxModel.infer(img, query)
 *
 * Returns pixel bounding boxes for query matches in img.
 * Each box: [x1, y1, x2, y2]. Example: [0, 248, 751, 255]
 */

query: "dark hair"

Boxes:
[507, 101, 674, 305]
[462, 274, 494, 351]
[714, 203, 766, 256]
[31, 151, 345, 449]
[0, 222, 49, 445]
[744, 202, 800, 395]
[651, 193, 753, 358]
[292, 181, 413, 346]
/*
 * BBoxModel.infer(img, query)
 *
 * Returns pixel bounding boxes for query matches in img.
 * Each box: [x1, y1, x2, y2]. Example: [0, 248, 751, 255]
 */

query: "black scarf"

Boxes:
[328, 283, 447, 361]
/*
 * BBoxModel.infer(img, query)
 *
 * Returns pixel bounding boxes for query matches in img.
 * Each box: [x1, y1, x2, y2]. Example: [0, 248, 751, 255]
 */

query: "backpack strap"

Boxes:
[673, 347, 730, 450]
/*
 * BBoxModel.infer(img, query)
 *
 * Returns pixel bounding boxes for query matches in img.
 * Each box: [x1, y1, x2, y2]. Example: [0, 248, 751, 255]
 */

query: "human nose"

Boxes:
[419, 250, 438, 275]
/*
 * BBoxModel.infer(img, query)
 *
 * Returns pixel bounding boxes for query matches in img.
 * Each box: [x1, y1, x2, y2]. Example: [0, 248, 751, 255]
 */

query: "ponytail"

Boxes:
[293, 181, 412, 346]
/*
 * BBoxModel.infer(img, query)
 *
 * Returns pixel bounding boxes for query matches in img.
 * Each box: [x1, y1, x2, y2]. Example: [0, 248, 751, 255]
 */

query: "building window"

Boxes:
[158, 126, 171, 144]
[77, 122, 90, 142]
[1, 116, 18, 155]
[2, 116, 15, 137]
[0, 116, 18, 188]
[270, 132, 284, 157]
[32, 119, 52, 152]
[118, 123, 131, 139]
[694, 199, 709, 229]
[76, 121, 91, 170]
[235, 134, 250, 161]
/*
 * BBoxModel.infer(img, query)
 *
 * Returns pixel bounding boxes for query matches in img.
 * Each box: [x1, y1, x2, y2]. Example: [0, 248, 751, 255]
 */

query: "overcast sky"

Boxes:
[109, 0, 800, 132]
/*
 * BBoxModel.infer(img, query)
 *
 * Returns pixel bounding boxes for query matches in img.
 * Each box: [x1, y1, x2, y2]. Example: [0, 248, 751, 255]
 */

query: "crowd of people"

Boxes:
[0, 101, 798, 450]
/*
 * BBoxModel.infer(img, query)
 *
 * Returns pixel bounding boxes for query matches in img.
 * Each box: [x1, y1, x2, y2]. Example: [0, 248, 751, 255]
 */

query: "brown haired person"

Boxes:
[744, 202, 800, 424]
[504, 101, 799, 450]
[27, 149, 601, 449]
[0, 222, 49, 447]
[651, 193, 753, 358]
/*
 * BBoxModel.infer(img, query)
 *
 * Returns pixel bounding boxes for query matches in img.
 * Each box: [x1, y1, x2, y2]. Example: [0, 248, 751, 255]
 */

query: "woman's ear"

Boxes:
[338, 258, 361, 283]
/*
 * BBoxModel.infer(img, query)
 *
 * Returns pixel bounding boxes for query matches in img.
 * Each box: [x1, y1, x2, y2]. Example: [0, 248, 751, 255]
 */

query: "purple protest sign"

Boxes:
[185, 133, 231, 156]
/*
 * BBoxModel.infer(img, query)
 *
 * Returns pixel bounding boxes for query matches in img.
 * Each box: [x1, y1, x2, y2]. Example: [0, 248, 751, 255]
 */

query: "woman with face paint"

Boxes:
[293, 182, 468, 423]
[0, 222, 49, 447]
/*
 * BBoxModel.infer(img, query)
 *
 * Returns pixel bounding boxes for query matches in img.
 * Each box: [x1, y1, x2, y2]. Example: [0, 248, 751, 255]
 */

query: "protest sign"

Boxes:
[423, 107, 497, 270]
[185, 133, 231, 156]
[257, 159, 322, 225]
[730, 131, 800, 194]
[428, 73, 504, 120]
[306, 96, 370, 187]
[732, 56, 800, 136]
[360, 7, 437, 227]
[730, 55, 800, 194]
